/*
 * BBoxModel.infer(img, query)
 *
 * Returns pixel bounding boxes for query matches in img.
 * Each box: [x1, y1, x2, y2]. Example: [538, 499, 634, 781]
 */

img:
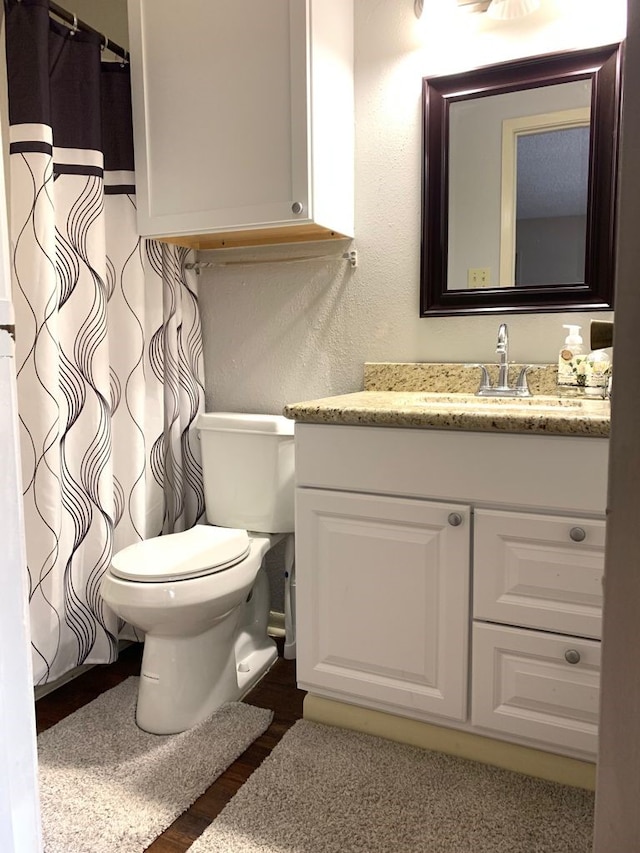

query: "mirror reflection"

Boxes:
[513, 123, 590, 287]
[447, 80, 591, 291]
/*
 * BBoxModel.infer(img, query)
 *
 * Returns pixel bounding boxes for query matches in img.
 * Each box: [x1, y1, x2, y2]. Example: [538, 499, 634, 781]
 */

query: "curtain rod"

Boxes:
[48, 1, 130, 62]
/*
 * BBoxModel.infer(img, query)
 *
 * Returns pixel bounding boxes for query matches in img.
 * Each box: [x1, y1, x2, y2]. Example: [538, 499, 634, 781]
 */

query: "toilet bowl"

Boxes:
[100, 412, 295, 735]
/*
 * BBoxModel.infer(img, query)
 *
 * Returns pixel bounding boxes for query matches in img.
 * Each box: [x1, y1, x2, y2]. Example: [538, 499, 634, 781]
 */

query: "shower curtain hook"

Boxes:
[70, 13, 78, 36]
[101, 36, 109, 54]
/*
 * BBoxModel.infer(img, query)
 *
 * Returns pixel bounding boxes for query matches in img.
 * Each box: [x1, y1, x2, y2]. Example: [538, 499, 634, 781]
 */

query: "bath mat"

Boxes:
[38, 677, 273, 853]
[189, 719, 594, 853]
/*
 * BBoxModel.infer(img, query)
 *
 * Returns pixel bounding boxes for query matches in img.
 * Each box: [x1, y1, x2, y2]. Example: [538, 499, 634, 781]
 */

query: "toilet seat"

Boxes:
[110, 525, 251, 583]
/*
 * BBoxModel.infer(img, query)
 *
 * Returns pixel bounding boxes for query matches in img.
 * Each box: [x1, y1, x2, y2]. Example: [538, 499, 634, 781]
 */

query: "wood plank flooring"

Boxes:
[35, 640, 305, 852]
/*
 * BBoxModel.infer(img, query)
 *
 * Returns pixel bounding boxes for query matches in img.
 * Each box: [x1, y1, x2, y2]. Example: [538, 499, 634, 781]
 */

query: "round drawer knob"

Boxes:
[564, 649, 581, 665]
[448, 512, 463, 527]
[569, 526, 586, 542]
[291, 201, 304, 215]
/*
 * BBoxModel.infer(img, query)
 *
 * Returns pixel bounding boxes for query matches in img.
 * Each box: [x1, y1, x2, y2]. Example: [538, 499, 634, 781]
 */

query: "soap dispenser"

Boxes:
[557, 324, 585, 396]
[585, 349, 611, 397]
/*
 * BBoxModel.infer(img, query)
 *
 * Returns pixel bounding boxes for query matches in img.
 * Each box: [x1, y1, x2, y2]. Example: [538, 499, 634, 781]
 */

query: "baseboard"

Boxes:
[34, 620, 288, 702]
[34, 664, 94, 700]
[303, 694, 596, 791]
[34, 640, 135, 700]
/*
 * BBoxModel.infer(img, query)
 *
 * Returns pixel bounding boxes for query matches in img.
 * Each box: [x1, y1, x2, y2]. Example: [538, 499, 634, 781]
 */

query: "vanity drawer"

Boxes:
[473, 509, 605, 639]
[471, 622, 600, 759]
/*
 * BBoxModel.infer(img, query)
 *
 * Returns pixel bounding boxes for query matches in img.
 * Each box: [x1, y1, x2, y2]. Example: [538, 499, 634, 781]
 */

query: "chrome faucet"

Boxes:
[496, 323, 509, 391]
[469, 323, 533, 398]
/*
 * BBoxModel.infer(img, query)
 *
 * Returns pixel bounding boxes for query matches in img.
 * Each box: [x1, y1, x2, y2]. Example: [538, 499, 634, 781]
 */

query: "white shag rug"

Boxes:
[189, 719, 595, 853]
[38, 677, 273, 853]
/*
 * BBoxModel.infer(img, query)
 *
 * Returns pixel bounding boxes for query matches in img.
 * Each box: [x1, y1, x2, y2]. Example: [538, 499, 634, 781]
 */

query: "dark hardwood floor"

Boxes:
[35, 639, 305, 852]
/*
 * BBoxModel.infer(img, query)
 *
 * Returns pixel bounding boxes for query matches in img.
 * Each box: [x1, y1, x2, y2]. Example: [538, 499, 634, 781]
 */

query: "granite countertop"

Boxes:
[283, 363, 611, 438]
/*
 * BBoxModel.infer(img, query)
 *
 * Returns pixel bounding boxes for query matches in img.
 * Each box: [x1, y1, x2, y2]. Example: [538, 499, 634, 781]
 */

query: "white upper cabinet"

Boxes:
[128, 0, 354, 249]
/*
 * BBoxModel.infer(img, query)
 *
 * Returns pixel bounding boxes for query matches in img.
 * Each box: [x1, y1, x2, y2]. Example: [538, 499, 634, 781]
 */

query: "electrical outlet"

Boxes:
[468, 267, 491, 288]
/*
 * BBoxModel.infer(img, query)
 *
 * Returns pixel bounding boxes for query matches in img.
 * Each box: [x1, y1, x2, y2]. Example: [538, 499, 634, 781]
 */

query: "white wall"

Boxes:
[197, 0, 625, 415]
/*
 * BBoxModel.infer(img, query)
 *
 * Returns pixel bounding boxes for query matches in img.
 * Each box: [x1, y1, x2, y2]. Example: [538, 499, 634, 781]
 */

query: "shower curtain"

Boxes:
[5, 0, 206, 684]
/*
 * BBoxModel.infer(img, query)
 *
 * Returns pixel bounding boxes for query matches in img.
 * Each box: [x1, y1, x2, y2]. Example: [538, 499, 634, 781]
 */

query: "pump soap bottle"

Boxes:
[557, 325, 585, 396]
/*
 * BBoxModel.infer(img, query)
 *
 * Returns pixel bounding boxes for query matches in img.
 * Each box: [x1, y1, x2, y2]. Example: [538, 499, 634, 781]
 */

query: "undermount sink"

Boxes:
[405, 393, 591, 411]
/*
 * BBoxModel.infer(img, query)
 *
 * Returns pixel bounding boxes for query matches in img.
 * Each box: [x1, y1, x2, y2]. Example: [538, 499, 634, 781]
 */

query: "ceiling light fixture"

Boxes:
[486, 0, 541, 19]
[414, 0, 459, 18]
[414, 0, 540, 19]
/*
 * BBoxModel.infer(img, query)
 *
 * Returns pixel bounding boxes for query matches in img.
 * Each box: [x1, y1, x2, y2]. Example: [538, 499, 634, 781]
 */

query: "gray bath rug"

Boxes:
[38, 677, 273, 853]
[189, 719, 594, 853]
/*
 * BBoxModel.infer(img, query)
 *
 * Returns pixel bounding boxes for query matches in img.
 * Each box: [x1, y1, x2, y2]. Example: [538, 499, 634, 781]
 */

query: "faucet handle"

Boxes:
[466, 363, 492, 394]
[514, 365, 534, 397]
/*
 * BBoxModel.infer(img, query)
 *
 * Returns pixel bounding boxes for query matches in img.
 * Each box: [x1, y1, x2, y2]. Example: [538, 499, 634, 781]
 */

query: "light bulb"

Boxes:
[487, 0, 541, 20]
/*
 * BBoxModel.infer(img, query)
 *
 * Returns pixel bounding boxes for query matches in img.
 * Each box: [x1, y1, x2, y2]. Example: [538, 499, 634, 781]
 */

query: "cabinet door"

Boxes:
[129, 0, 309, 239]
[296, 489, 470, 721]
[474, 509, 605, 639]
[472, 622, 600, 758]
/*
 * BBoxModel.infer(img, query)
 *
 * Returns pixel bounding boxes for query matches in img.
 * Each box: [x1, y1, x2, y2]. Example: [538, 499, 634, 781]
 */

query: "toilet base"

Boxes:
[135, 624, 278, 735]
[135, 562, 278, 735]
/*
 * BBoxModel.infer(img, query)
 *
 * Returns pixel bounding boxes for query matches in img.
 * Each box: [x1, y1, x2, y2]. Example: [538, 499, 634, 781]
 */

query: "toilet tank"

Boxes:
[196, 412, 295, 533]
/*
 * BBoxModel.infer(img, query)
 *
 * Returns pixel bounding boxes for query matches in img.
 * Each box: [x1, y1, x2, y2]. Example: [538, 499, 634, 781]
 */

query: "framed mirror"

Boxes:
[420, 44, 622, 316]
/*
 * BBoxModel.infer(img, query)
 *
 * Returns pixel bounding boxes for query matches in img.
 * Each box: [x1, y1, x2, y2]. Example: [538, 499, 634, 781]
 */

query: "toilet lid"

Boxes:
[110, 526, 251, 583]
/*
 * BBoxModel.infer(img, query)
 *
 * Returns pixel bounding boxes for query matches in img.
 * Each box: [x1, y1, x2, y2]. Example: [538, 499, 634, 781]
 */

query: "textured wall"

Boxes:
[72, 0, 129, 50]
[199, 0, 625, 417]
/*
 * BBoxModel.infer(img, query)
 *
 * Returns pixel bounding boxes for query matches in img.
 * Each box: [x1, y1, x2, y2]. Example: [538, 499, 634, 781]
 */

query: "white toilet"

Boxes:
[101, 412, 295, 735]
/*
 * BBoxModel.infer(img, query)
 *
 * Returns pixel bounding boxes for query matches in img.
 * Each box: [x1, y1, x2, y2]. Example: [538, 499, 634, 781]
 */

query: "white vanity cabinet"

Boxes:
[473, 509, 605, 639]
[471, 623, 601, 757]
[127, 0, 354, 249]
[296, 488, 470, 721]
[471, 508, 605, 756]
[294, 422, 609, 761]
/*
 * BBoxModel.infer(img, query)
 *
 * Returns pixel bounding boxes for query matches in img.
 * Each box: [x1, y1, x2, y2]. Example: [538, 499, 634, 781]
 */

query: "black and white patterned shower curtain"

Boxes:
[6, 0, 206, 684]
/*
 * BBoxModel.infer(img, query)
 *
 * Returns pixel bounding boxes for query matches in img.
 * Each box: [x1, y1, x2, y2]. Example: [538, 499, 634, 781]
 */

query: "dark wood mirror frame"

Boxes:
[420, 44, 623, 317]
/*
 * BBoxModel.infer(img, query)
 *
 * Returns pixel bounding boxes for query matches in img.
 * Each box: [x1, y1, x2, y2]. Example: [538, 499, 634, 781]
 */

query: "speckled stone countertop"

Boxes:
[283, 363, 610, 438]
[363, 362, 560, 395]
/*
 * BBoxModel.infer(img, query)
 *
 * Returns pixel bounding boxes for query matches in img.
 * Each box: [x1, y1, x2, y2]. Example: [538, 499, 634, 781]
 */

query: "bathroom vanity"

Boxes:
[285, 363, 610, 781]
